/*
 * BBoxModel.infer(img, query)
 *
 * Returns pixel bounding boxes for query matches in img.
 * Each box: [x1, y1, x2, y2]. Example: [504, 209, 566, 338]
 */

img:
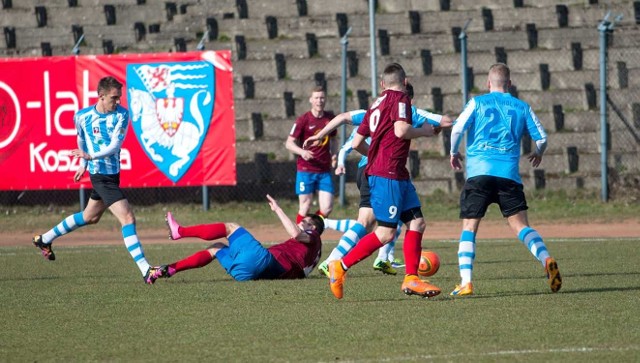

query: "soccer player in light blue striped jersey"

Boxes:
[32, 76, 154, 284]
[304, 83, 453, 277]
[449, 63, 562, 296]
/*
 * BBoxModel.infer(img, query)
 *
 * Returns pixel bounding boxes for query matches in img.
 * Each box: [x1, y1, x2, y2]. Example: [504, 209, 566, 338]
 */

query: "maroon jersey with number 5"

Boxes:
[289, 111, 336, 172]
[357, 89, 412, 180]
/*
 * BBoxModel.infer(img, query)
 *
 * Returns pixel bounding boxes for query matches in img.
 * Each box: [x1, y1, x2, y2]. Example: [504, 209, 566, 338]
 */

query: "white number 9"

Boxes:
[388, 205, 397, 219]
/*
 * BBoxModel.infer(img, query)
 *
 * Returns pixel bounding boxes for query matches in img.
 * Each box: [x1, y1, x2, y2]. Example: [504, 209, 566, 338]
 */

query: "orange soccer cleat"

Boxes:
[401, 275, 441, 298]
[328, 260, 347, 299]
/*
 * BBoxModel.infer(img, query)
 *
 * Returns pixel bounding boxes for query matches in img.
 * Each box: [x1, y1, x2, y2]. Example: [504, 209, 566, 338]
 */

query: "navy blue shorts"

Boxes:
[89, 173, 126, 207]
[459, 175, 528, 218]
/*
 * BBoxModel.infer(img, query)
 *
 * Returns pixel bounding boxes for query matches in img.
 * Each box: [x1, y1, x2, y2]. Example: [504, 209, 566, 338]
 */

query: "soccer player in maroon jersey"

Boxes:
[285, 86, 337, 223]
[327, 63, 442, 299]
[145, 195, 324, 283]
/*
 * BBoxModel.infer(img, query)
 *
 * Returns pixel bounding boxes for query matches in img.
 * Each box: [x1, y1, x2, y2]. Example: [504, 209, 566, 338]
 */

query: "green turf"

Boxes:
[1, 238, 638, 362]
[2, 189, 639, 232]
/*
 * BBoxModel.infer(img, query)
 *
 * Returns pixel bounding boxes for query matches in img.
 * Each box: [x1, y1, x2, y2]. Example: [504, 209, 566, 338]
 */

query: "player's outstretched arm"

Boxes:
[303, 111, 354, 149]
[266, 194, 309, 242]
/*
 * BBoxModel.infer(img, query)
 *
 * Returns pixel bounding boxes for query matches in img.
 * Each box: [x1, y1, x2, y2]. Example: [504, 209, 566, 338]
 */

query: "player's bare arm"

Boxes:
[394, 121, 435, 139]
[285, 136, 314, 161]
[302, 112, 353, 149]
[267, 194, 310, 243]
[351, 132, 368, 156]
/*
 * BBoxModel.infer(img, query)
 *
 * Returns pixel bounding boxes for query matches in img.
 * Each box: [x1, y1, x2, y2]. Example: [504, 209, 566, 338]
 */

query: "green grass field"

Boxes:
[1, 237, 638, 362]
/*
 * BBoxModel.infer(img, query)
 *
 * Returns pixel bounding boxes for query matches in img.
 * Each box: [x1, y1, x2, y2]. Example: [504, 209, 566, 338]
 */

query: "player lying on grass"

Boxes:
[145, 195, 324, 283]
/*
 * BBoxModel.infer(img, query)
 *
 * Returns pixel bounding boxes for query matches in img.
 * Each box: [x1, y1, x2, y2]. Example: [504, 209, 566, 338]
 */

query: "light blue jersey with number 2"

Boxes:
[450, 92, 547, 184]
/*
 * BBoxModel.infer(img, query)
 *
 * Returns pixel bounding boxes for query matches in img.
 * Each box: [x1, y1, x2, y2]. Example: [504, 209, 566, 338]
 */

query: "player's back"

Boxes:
[359, 89, 412, 180]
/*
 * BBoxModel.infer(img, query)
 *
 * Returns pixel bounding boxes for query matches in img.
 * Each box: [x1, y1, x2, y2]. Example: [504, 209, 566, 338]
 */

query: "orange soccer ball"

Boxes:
[418, 250, 440, 277]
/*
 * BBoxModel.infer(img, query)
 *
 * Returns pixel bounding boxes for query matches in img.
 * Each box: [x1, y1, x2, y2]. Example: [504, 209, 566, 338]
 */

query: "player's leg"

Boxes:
[451, 219, 480, 296]
[316, 172, 334, 217]
[498, 177, 561, 292]
[399, 210, 440, 298]
[373, 224, 402, 274]
[328, 176, 397, 299]
[147, 243, 225, 284]
[32, 190, 104, 260]
[451, 176, 492, 296]
[165, 212, 235, 241]
[295, 172, 314, 223]
[322, 218, 360, 232]
[318, 168, 372, 276]
[108, 198, 153, 280]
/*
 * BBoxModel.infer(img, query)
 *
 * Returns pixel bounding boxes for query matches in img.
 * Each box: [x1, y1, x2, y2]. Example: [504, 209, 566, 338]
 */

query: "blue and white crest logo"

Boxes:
[126, 61, 215, 182]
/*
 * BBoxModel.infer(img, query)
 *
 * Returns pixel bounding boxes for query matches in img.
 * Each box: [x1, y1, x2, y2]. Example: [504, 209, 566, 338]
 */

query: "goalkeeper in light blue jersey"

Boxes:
[449, 63, 562, 296]
[303, 83, 453, 276]
[32, 76, 155, 284]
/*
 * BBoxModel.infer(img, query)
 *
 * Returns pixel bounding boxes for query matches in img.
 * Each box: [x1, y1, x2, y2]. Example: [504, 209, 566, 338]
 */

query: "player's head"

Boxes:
[487, 63, 511, 92]
[381, 63, 406, 90]
[309, 85, 326, 113]
[96, 76, 123, 113]
[302, 214, 325, 236]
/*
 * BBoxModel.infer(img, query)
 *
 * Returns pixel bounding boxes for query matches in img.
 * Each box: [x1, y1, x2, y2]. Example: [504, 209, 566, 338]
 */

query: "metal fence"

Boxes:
[1, 1, 639, 208]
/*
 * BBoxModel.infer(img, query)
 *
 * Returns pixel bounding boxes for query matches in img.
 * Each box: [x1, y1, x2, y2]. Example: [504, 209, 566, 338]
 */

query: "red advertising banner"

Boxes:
[0, 51, 236, 190]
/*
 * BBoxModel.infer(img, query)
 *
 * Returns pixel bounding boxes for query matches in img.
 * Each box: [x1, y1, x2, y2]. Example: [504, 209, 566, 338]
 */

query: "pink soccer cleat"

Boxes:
[165, 212, 182, 240]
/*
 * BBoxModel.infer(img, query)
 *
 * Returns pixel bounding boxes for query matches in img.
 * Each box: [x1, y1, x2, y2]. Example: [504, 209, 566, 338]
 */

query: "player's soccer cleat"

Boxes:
[450, 282, 474, 296]
[401, 275, 441, 298]
[32, 235, 55, 261]
[328, 260, 347, 299]
[144, 265, 174, 284]
[373, 258, 397, 275]
[545, 257, 562, 293]
[165, 212, 182, 240]
[391, 259, 405, 269]
[317, 260, 329, 277]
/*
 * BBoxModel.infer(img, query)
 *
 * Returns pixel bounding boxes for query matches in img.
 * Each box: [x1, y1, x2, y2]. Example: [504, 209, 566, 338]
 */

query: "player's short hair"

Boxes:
[310, 85, 325, 95]
[406, 82, 414, 100]
[305, 214, 325, 235]
[488, 63, 510, 87]
[382, 63, 406, 87]
[97, 76, 123, 95]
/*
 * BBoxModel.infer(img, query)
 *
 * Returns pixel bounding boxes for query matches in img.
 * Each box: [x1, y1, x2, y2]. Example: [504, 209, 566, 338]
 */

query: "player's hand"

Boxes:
[433, 126, 442, 135]
[302, 136, 319, 149]
[73, 166, 86, 182]
[528, 153, 542, 168]
[331, 154, 337, 168]
[450, 153, 464, 170]
[266, 194, 280, 211]
[300, 150, 314, 161]
[70, 149, 92, 161]
[334, 165, 346, 175]
[421, 123, 436, 137]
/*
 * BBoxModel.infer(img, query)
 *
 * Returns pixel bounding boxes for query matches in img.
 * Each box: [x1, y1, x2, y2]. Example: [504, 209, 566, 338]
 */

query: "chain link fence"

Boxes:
[1, 0, 639, 208]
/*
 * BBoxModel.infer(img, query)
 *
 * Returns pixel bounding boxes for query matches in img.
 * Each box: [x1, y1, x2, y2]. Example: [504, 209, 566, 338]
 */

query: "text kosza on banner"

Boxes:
[0, 51, 236, 190]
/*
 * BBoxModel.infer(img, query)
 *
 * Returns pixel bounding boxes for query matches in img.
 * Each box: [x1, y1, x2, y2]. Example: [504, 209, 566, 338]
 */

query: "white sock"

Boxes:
[122, 223, 150, 275]
[518, 227, 550, 267]
[323, 218, 359, 233]
[42, 212, 87, 244]
[458, 230, 476, 285]
[326, 222, 367, 262]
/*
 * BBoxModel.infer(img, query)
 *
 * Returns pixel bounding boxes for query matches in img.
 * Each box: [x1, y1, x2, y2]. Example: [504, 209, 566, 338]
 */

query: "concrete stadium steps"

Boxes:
[235, 138, 291, 162]
[235, 117, 296, 140]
